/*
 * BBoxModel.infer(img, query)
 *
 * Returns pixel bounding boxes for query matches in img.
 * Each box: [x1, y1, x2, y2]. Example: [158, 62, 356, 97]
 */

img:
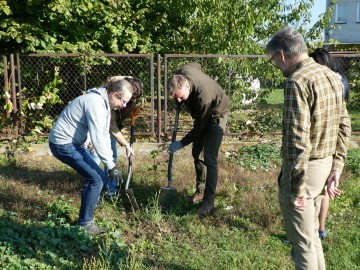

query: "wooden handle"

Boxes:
[130, 105, 141, 125]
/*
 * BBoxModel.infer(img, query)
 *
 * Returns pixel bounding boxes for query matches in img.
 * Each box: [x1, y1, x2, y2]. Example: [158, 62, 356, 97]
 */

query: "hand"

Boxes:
[169, 141, 183, 154]
[109, 166, 123, 186]
[326, 170, 342, 199]
[291, 194, 306, 211]
[87, 142, 94, 153]
[125, 144, 134, 158]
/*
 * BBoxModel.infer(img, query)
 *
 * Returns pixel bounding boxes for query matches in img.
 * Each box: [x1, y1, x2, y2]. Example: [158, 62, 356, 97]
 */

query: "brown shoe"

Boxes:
[187, 191, 204, 204]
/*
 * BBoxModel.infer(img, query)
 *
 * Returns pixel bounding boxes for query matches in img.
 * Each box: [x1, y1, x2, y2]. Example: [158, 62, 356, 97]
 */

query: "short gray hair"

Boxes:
[106, 79, 133, 98]
[168, 75, 188, 96]
[266, 26, 308, 57]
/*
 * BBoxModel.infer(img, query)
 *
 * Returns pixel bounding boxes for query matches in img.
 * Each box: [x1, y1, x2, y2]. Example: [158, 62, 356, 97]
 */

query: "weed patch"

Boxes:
[227, 143, 281, 171]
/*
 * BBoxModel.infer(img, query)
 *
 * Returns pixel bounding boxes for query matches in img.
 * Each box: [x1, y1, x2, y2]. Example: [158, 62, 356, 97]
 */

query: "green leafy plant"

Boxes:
[229, 107, 282, 134]
[227, 143, 281, 171]
[345, 148, 360, 176]
[47, 195, 77, 224]
[20, 67, 63, 134]
[147, 150, 159, 174]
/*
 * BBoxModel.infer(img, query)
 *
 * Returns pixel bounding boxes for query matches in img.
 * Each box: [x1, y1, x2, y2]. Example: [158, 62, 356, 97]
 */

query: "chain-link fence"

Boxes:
[1, 53, 359, 142]
[163, 53, 360, 138]
[1, 54, 155, 138]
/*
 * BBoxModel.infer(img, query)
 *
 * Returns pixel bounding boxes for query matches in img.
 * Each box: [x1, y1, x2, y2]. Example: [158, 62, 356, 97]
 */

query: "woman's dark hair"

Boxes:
[310, 48, 350, 103]
[124, 77, 144, 99]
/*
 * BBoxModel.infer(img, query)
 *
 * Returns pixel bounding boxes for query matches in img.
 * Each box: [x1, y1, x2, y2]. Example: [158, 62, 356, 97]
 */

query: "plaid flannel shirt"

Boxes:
[281, 57, 351, 196]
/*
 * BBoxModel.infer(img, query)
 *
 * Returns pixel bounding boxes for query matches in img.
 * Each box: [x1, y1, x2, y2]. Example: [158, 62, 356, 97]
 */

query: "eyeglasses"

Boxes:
[269, 51, 280, 66]
[120, 98, 130, 105]
[116, 94, 129, 105]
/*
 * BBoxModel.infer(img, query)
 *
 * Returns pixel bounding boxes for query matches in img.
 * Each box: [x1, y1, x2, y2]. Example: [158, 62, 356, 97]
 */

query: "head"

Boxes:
[123, 77, 144, 100]
[105, 76, 144, 101]
[106, 79, 133, 110]
[310, 48, 350, 102]
[168, 75, 191, 103]
[309, 48, 336, 71]
[266, 26, 308, 77]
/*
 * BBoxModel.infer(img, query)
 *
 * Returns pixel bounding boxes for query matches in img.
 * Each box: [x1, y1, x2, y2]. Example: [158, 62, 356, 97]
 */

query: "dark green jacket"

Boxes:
[176, 63, 229, 146]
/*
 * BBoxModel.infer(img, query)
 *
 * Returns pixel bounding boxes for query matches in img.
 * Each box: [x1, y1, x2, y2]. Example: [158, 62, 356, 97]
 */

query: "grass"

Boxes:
[0, 143, 359, 269]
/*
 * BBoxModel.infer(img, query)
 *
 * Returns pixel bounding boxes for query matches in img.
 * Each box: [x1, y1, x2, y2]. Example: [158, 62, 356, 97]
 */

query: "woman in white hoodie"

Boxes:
[49, 79, 133, 235]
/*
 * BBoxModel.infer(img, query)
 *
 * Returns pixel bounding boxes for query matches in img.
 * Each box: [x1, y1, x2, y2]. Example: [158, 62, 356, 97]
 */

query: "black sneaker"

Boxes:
[198, 200, 214, 218]
[82, 223, 107, 235]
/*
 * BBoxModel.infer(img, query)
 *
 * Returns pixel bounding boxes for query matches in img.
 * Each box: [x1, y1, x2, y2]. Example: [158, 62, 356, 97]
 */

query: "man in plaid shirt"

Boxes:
[266, 26, 351, 269]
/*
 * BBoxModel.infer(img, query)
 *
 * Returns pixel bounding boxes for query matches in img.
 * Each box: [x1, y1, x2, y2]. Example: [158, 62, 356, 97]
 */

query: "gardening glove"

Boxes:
[109, 166, 123, 187]
[169, 141, 183, 154]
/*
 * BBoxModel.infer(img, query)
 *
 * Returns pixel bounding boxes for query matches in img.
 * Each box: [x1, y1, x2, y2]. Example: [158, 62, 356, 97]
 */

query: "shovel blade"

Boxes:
[121, 189, 139, 212]
[158, 186, 177, 209]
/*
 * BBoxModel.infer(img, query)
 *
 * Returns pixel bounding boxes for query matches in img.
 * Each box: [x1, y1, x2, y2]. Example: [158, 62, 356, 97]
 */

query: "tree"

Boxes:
[0, 0, 334, 136]
[0, 0, 329, 54]
[0, 0, 152, 53]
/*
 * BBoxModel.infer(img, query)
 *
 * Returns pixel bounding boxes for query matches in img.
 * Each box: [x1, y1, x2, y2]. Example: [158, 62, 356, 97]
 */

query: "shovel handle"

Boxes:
[130, 105, 141, 126]
[125, 106, 139, 190]
[167, 103, 181, 187]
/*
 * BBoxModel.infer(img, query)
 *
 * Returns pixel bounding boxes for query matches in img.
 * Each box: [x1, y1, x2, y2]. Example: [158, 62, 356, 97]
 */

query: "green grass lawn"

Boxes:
[0, 145, 359, 269]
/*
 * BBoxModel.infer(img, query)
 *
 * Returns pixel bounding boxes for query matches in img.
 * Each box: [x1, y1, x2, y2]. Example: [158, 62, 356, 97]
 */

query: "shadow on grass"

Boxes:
[1, 151, 282, 237]
[0, 190, 49, 220]
[0, 163, 82, 194]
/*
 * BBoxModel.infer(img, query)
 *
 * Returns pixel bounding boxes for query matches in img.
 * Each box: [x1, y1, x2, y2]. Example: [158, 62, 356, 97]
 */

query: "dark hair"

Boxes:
[124, 77, 144, 99]
[310, 48, 350, 102]
[309, 48, 336, 71]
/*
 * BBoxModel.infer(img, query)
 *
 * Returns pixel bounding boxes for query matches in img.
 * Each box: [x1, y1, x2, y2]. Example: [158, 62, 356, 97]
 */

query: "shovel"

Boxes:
[158, 103, 181, 208]
[120, 105, 141, 212]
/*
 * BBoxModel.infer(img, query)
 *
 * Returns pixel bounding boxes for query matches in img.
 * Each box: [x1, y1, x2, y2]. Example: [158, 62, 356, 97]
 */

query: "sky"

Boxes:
[286, 0, 327, 28]
[309, 1, 327, 27]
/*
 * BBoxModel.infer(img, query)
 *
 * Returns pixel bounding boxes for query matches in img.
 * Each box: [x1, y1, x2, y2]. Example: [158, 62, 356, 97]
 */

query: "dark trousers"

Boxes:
[192, 114, 228, 202]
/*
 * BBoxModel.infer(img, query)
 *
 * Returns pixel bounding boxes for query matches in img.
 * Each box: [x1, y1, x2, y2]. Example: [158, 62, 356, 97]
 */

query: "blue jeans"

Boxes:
[49, 142, 105, 225]
[90, 134, 118, 195]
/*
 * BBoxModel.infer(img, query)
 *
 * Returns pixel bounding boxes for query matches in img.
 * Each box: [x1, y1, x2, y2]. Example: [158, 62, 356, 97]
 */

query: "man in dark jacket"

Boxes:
[168, 62, 229, 217]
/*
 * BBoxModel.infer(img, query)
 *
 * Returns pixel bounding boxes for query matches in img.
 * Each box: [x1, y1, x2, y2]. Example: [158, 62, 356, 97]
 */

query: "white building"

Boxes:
[325, 0, 360, 44]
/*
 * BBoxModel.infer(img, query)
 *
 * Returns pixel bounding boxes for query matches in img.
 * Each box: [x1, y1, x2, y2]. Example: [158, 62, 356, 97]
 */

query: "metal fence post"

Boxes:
[157, 54, 162, 143]
[10, 54, 18, 137]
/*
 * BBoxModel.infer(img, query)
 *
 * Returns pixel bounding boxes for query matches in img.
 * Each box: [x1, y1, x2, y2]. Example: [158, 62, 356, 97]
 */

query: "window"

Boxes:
[335, 3, 347, 23]
[357, 2, 360, 22]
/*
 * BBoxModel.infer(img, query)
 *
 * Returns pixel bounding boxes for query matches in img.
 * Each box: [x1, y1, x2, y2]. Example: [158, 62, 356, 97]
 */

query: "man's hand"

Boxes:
[125, 144, 134, 158]
[326, 170, 342, 199]
[109, 166, 123, 186]
[291, 194, 306, 211]
[169, 141, 183, 154]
